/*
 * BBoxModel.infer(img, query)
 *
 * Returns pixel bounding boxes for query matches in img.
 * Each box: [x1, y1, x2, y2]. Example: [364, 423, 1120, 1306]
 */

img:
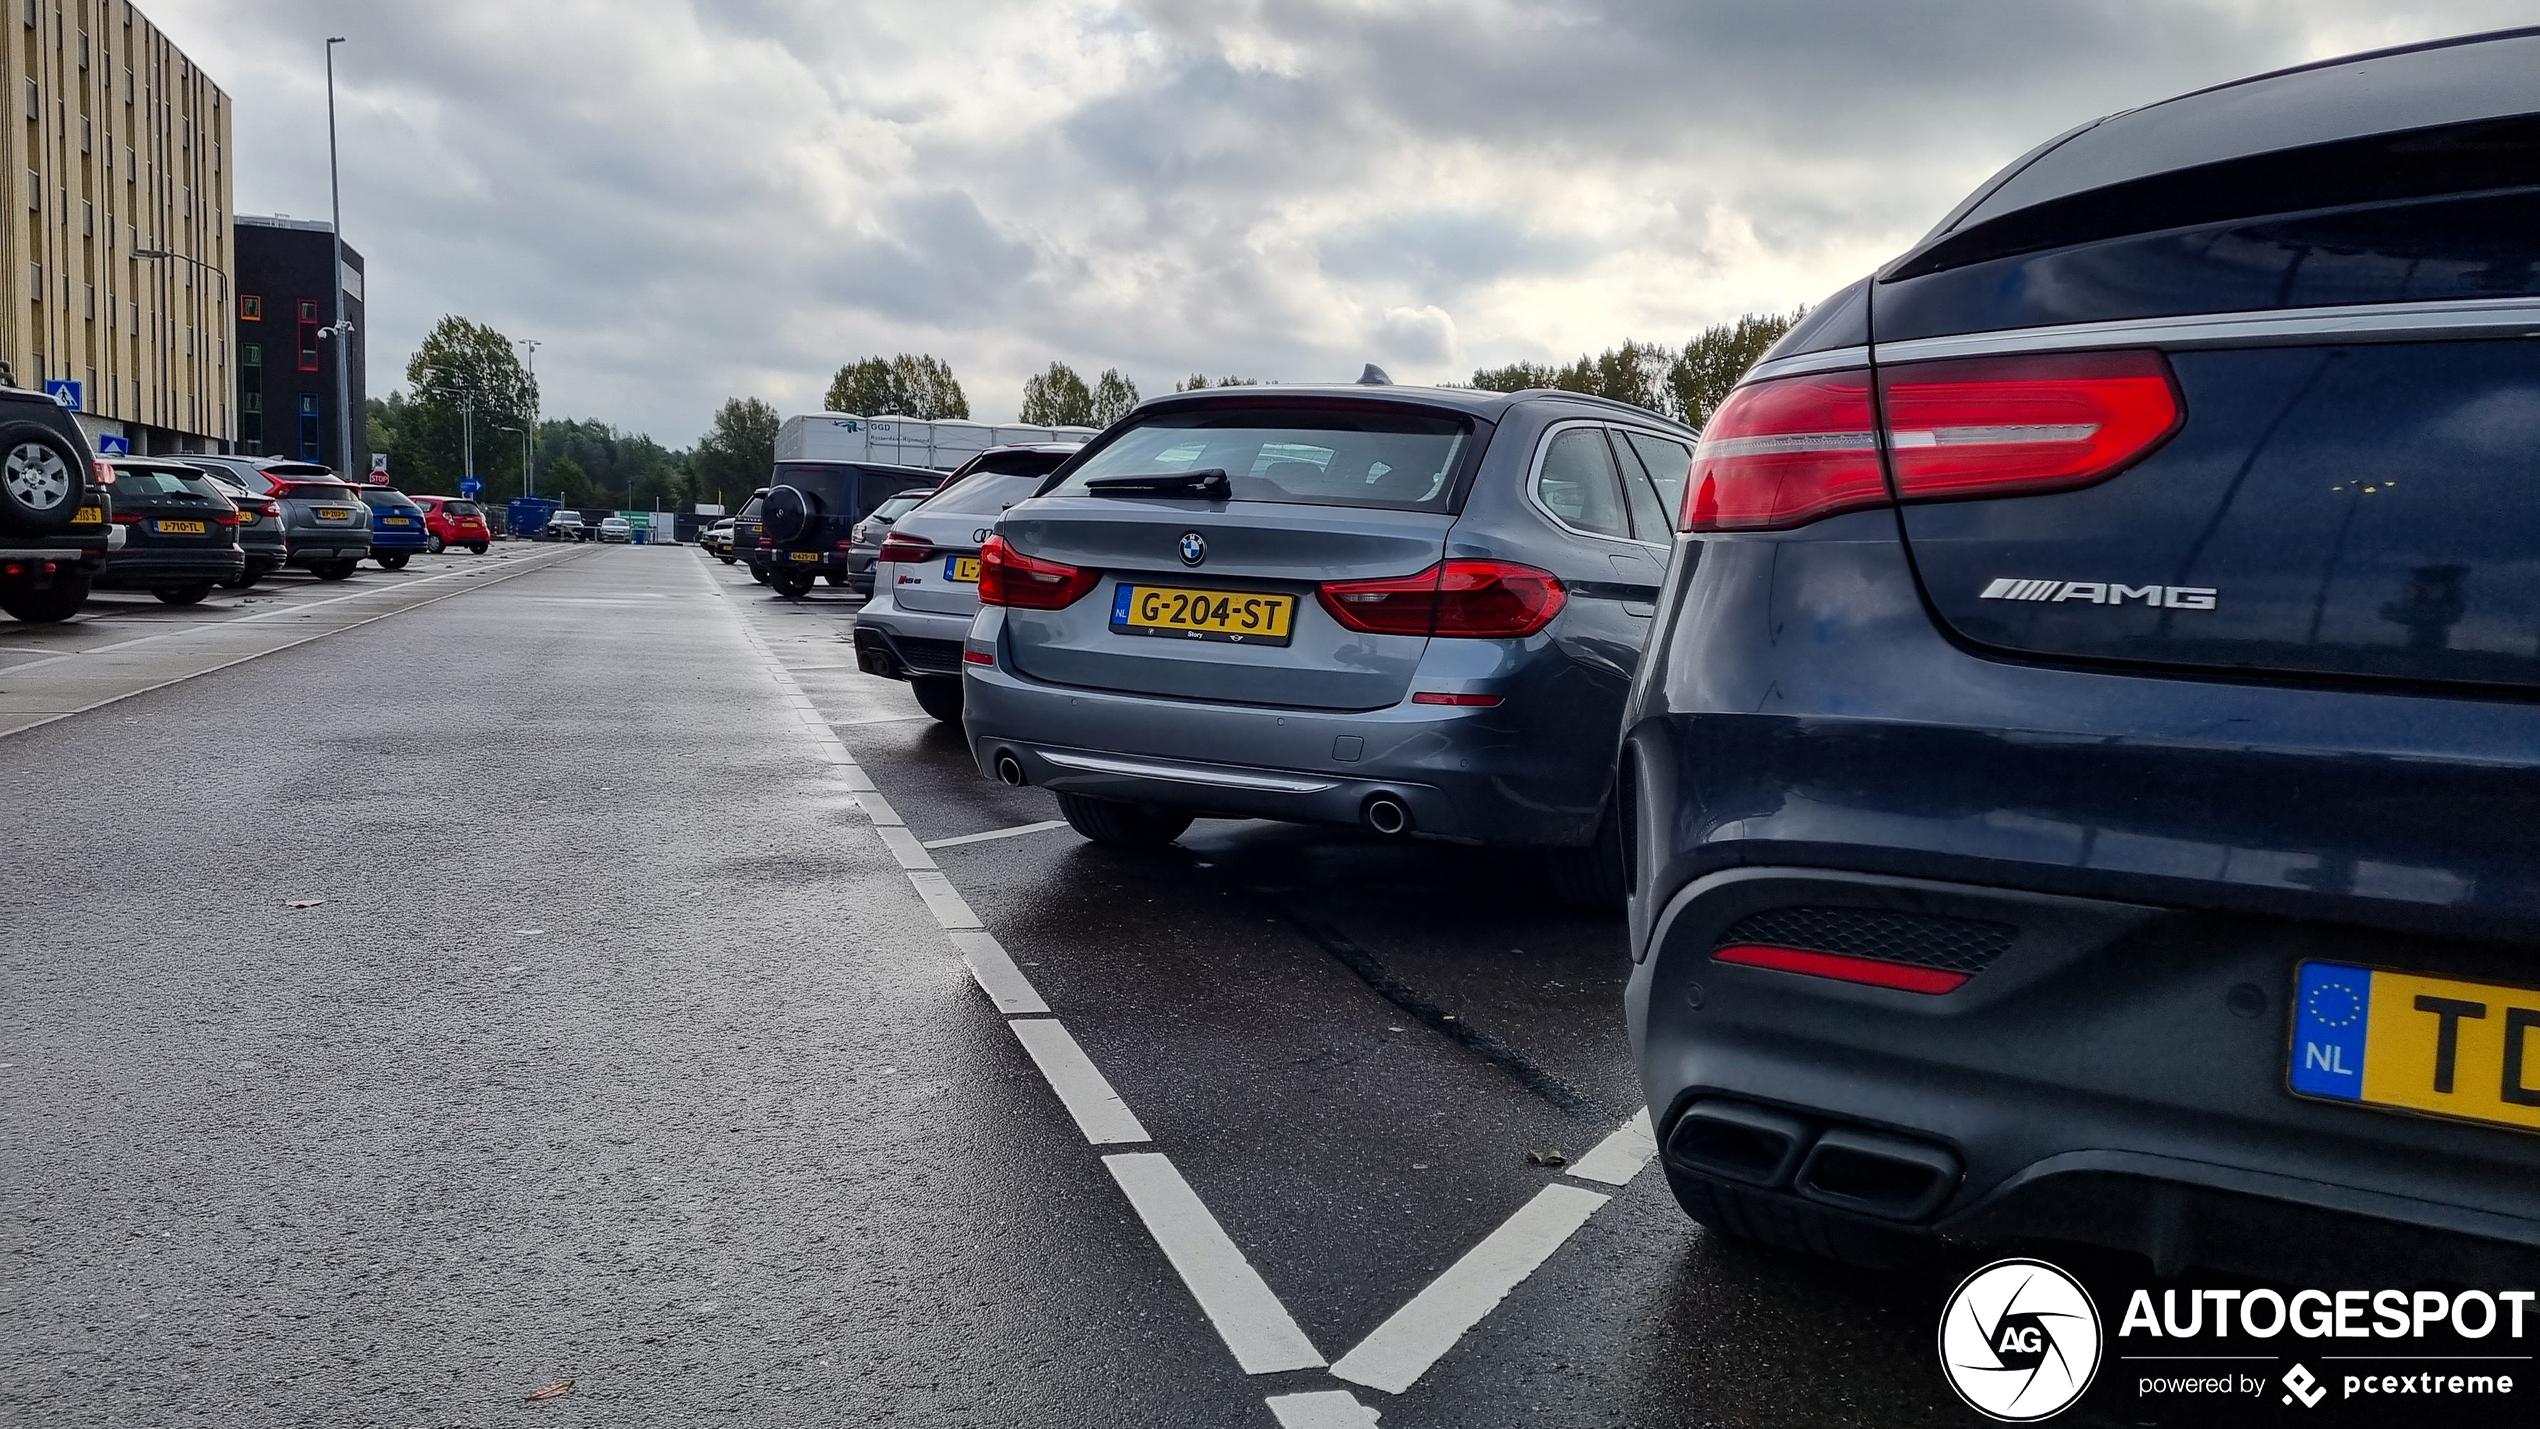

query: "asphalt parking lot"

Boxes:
[6, 545, 2109, 1426]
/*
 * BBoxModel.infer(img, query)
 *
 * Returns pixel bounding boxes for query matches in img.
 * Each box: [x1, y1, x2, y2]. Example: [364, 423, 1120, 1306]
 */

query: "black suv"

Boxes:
[0, 378, 111, 622]
[1625, 29, 2540, 1283]
[756, 462, 938, 598]
[734, 488, 770, 583]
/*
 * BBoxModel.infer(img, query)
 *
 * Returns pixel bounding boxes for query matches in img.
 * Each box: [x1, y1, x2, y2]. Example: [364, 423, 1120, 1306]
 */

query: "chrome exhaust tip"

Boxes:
[995, 754, 1027, 787]
[1363, 795, 1411, 836]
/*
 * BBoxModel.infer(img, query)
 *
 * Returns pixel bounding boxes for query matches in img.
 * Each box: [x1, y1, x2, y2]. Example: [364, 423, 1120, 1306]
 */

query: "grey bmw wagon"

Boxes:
[961, 380, 1694, 905]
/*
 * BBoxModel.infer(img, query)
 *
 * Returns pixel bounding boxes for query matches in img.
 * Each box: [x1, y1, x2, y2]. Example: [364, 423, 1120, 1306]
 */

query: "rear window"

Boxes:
[739, 497, 764, 519]
[870, 494, 925, 522]
[920, 471, 1043, 518]
[1046, 406, 1470, 513]
[357, 488, 415, 510]
[279, 482, 359, 500]
[772, 462, 858, 503]
[968, 449, 1073, 480]
[447, 501, 482, 516]
[112, 468, 226, 498]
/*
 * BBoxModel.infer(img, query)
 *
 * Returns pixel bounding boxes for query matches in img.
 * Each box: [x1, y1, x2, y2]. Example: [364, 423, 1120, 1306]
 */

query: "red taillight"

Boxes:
[875, 532, 936, 565]
[1684, 371, 1883, 532]
[1711, 943, 1967, 994]
[110, 511, 143, 525]
[1316, 560, 1565, 639]
[1683, 351, 2182, 533]
[977, 534, 1099, 610]
[835, 540, 854, 551]
[1881, 350, 2182, 502]
[212, 510, 241, 526]
[92, 460, 115, 487]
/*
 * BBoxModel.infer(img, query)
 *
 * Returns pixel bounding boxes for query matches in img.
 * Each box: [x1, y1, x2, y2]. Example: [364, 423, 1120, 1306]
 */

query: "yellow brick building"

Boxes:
[3, 0, 232, 454]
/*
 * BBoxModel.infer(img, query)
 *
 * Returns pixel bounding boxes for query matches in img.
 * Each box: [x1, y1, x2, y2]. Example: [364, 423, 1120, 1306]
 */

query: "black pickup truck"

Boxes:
[0, 374, 113, 622]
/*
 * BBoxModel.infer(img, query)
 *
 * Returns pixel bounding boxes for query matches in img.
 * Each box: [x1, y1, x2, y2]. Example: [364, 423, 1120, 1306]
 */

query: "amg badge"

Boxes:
[1981, 578, 2215, 610]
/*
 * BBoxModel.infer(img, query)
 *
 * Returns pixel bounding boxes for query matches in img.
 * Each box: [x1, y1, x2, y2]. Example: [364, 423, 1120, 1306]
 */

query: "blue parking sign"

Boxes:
[95, 434, 129, 455]
[44, 379, 81, 411]
[459, 477, 483, 497]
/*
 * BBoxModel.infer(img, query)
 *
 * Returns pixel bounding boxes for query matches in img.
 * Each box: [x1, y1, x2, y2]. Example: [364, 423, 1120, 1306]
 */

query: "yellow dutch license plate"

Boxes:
[74, 505, 101, 524]
[317, 507, 352, 519]
[381, 516, 412, 525]
[945, 555, 982, 583]
[155, 518, 206, 535]
[790, 551, 821, 562]
[1110, 583, 1295, 646]
[2290, 961, 2540, 1134]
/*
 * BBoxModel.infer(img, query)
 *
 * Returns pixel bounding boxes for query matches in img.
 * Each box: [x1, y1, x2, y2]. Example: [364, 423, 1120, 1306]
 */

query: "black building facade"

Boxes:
[233, 216, 367, 472]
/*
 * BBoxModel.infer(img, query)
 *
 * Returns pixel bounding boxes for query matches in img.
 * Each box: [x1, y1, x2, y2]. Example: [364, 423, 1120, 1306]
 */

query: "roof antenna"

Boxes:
[1356, 364, 1392, 386]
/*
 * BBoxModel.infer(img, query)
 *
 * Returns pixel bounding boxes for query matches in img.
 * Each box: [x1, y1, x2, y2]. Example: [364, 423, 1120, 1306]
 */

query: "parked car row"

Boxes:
[726, 32, 2540, 1293]
[0, 435, 489, 621]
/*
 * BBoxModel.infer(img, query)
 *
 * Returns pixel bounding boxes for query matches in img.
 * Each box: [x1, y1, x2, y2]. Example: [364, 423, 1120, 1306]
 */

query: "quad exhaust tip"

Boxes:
[995, 754, 1027, 787]
[1363, 795, 1411, 836]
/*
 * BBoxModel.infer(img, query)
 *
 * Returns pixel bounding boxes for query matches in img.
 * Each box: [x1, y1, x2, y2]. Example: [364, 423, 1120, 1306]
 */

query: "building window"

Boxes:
[241, 391, 260, 413]
[238, 293, 259, 320]
[298, 394, 320, 460]
[296, 299, 317, 322]
[27, 263, 39, 300]
[242, 341, 260, 367]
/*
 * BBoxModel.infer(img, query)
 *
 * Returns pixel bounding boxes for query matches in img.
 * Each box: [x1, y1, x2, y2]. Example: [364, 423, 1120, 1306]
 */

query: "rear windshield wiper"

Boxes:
[1083, 468, 1230, 499]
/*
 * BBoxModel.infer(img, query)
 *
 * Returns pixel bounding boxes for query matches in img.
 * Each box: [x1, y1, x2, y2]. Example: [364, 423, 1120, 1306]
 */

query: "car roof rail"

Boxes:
[1504, 388, 1701, 432]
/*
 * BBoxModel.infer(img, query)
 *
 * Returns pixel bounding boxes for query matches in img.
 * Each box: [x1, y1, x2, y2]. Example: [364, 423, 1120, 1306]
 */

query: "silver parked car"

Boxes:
[851, 444, 1085, 721]
[181, 455, 374, 581]
[960, 380, 1695, 904]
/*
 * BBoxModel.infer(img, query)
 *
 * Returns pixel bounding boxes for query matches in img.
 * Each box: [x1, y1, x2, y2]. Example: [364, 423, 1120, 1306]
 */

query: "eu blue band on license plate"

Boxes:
[2290, 962, 2372, 1100]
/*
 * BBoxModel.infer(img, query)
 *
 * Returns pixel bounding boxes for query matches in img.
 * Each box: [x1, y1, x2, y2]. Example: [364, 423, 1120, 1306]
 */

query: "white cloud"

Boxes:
[146, 0, 2536, 444]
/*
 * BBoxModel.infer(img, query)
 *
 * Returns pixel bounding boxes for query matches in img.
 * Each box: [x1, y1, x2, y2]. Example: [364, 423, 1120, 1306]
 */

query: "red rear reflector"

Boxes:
[1882, 350, 2182, 503]
[977, 534, 1100, 610]
[1711, 943, 1968, 994]
[962, 649, 994, 665]
[1685, 370, 1883, 532]
[1410, 691, 1501, 706]
[1317, 560, 1565, 638]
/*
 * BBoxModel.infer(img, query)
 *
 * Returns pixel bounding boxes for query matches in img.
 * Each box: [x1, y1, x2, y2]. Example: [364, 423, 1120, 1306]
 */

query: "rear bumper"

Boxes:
[369, 528, 430, 550]
[1630, 866, 2540, 1280]
[283, 528, 370, 563]
[962, 646, 1594, 847]
[96, 548, 246, 586]
[0, 538, 109, 579]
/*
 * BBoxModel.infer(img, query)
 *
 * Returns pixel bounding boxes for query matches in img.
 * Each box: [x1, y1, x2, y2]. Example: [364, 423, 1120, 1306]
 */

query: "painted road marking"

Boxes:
[1564, 1109, 1658, 1186]
[1329, 1183, 1610, 1395]
[874, 824, 938, 872]
[1266, 1389, 1383, 1427]
[1011, 1019, 1150, 1145]
[1104, 1152, 1326, 1375]
[947, 930, 1049, 1015]
[906, 870, 984, 930]
[922, 819, 1069, 850]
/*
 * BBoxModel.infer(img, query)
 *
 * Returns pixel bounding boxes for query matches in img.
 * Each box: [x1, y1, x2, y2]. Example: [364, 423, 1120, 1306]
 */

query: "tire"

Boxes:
[1545, 797, 1628, 910]
[310, 560, 358, 582]
[1056, 792, 1194, 848]
[376, 553, 410, 571]
[468, 542, 488, 554]
[0, 571, 90, 621]
[762, 484, 820, 542]
[773, 573, 816, 598]
[222, 571, 260, 590]
[825, 573, 847, 586]
[910, 676, 964, 724]
[1659, 1160, 1932, 1271]
[425, 534, 445, 554]
[718, 555, 735, 565]
[152, 582, 213, 606]
[0, 421, 87, 533]
[749, 565, 770, 585]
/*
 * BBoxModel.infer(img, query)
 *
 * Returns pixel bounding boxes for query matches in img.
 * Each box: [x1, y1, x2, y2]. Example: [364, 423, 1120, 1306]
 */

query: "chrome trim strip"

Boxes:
[1522, 418, 1676, 552]
[1874, 296, 2540, 366]
[1038, 748, 1338, 794]
[1741, 345, 1870, 383]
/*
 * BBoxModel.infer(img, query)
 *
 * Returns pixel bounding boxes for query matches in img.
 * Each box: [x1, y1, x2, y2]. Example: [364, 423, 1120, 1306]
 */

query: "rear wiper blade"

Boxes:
[1083, 468, 1230, 499]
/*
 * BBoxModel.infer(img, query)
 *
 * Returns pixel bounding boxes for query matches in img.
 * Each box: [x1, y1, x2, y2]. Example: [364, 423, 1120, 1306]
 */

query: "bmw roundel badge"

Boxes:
[1179, 531, 1206, 566]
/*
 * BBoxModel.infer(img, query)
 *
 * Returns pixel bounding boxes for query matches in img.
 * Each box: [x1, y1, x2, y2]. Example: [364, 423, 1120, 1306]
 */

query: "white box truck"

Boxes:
[775, 413, 1098, 471]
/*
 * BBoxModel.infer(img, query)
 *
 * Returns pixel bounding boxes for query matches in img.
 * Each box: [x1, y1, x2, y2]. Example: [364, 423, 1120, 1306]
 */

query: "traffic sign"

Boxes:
[459, 477, 483, 498]
[44, 379, 81, 411]
[95, 434, 129, 455]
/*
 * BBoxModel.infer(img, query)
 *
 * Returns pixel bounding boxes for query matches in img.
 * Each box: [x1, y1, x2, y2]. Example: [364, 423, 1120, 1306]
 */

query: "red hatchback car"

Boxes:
[411, 496, 491, 554]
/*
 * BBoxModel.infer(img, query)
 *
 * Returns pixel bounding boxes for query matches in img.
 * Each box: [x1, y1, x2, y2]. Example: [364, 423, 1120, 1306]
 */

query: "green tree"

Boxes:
[823, 352, 969, 419]
[1172, 373, 1260, 392]
[544, 455, 600, 509]
[1091, 369, 1140, 426]
[1468, 361, 1558, 394]
[1666, 311, 1803, 427]
[1019, 361, 1095, 426]
[688, 397, 781, 507]
[1472, 341, 1674, 413]
[402, 316, 536, 496]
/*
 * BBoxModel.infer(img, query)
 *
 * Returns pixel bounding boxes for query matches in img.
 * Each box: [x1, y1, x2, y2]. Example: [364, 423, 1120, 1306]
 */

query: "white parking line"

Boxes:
[1266, 1389, 1383, 1427]
[922, 819, 1068, 850]
[1564, 1109, 1658, 1186]
[946, 929, 1049, 1015]
[1103, 1152, 1326, 1375]
[1011, 1020, 1150, 1145]
[905, 870, 984, 930]
[1328, 1183, 1611, 1395]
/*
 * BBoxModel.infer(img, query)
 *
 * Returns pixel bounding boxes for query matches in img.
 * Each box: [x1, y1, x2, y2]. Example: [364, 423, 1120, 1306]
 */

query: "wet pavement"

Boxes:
[5, 545, 2065, 1426]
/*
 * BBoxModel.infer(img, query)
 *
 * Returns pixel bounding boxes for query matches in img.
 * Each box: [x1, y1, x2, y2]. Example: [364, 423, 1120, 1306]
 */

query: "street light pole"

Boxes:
[325, 37, 352, 477]
[500, 425, 532, 499]
[516, 339, 540, 497]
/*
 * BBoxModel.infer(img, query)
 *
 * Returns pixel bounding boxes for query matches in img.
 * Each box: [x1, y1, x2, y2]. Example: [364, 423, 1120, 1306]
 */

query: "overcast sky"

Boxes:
[153, 0, 2535, 446]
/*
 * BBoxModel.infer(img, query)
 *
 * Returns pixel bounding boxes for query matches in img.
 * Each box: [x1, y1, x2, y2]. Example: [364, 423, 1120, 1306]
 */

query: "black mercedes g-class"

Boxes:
[0, 372, 113, 623]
